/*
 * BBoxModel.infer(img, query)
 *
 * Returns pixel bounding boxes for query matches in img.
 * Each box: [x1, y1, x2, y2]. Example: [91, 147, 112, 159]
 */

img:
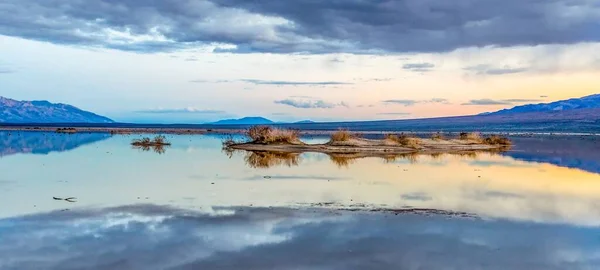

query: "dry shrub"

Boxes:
[329, 129, 355, 142]
[459, 132, 482, 141]
[483, 135, 512, 146]
[247, 126, 299, 144]
[431, 132, 445, 140]
[385, 133, 421, 148]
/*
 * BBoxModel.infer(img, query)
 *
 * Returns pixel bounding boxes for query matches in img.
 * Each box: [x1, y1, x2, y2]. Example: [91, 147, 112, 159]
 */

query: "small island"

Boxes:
[225, 126, 511, 155]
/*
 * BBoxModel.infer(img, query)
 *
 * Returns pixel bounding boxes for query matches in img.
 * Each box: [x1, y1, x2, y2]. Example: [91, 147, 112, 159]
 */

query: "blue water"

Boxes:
[1, 131, 600, 269]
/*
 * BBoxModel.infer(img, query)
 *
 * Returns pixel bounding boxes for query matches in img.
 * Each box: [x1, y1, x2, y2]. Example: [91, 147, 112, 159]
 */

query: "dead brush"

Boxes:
[247, 125, 300, 144]
[329, 129, 356, 142]
[483, 135, 512, 146]
[385, 133, 421, 148]
[459, 132, 482, 141]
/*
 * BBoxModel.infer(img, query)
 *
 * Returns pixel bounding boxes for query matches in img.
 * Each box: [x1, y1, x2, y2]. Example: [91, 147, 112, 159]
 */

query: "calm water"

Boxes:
[1, 131, 600, 269]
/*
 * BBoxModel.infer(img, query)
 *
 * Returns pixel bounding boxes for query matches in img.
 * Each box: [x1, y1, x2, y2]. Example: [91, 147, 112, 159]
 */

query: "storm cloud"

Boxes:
[0, 0, 599, 53]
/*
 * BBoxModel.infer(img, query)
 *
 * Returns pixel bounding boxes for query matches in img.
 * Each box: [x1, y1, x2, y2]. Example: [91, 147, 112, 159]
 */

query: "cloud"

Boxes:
[402, 63, 435, 72]
[382, 100, 418, 106]
[189, 79, 351, 86]
[2, 0, 599, 53]
[382, 98, 448, 106]
[353, 78, 393, 82]
[377, 112, 411, 116]
[2, 205, 597, 270]
[502, 99, 542, 103]
[242, 79, 351, 86]
[462, 98, 542, 105]
[274, 98, 348, 109]
[136, 108, 226, 114]
[464, 64, 529, 75]
[462, 99, 513, 106]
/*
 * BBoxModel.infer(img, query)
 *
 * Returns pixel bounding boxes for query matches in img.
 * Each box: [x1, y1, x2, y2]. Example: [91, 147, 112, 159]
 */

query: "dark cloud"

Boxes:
[462, 98, 541, 105]
[402, 62, 435, 72]
[136, 108, 226, 114]
[383, 98, 448, 106]
[464, 64, 529, 75]
[274, 98, 348, 109]
[1, 0, 599, 53]
[2, 205, 598, 270]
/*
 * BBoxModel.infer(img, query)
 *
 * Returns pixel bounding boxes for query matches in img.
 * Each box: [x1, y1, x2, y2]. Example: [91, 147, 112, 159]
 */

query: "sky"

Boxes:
[0, 0, 599, 124]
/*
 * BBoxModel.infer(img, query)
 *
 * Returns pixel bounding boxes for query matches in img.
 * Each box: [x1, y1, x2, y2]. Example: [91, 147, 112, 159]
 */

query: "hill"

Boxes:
[0, 97, 113, 123]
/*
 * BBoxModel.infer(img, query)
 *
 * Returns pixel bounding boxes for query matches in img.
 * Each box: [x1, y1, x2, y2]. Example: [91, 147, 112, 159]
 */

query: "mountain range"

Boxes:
[0, 97, 113, 123]
[484, 94, 600, 115]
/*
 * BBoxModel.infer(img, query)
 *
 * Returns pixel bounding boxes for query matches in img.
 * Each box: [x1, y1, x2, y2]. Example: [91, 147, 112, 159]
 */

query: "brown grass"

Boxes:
[329, 129, 356, 142]
[384, 134, 421, 148]
[459, 132, 482, 141]
[482, 135, 512, 146]
[247, 126, 300, 144]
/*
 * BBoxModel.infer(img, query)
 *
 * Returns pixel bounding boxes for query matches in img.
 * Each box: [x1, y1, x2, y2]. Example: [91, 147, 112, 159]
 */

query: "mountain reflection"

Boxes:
[1, 204, 598, 270]
[0, 131, 111, 157]
[504, 136, 600, 174]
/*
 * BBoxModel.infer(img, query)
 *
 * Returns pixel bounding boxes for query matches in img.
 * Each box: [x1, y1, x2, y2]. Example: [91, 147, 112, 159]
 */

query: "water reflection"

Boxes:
[244, 151, 301, 168]
[0, 131, 111, 157]
[1, 133, 600, 227]
[1, 204, 598, 269]
[505, 136, 600, 174]
[234, 150, 505, 169]
[132, 143, 170, 154]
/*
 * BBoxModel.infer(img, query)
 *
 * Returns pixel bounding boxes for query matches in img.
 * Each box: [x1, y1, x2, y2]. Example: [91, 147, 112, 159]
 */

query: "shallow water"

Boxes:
[1, 131, 600, 269]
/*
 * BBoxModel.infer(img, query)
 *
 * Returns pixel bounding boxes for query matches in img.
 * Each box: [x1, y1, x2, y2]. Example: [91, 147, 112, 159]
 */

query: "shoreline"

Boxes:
[0, 126, 598, 137]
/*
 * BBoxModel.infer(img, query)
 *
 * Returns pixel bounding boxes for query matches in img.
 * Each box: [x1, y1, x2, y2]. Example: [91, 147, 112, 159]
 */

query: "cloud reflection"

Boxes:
[1, 205, 599, 270]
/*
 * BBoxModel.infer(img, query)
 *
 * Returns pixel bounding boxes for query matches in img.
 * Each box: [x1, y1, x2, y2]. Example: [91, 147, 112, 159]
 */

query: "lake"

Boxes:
[1, 131, 600, 269]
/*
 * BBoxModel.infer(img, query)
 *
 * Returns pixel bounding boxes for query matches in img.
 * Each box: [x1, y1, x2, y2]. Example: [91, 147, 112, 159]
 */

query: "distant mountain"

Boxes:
[0, 97, 114, 123]
[485, 94, 600, 115]
[208, 117, 274, 125]
[294, 120, 315, 124]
